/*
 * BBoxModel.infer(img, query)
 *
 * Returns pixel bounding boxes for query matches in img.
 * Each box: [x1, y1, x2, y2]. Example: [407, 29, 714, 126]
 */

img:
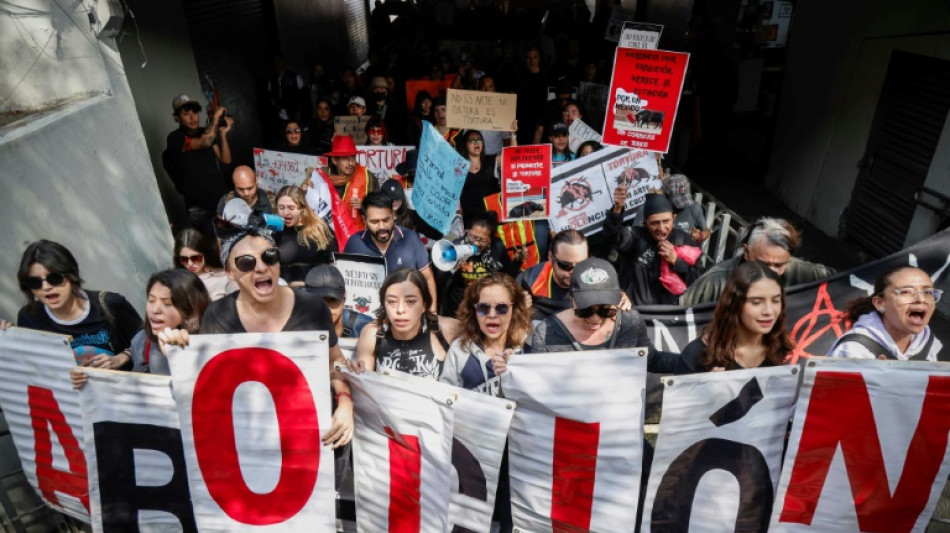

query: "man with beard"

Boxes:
[325, 135, 378, 230]
[680, 217, 835, 306]
[602, 189, 704, 306]
[344, 192, 437, 311]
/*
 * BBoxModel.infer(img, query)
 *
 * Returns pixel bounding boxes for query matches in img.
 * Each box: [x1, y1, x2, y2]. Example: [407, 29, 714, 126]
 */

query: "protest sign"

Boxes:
[0, 328, 89, 521]
[356, 145, 411, 184]
[346, 370, 456, 533]
[413, 121, 469, 234]
[79, 369, 196, 532]
[334, 115, 371, 145]
[405, 79, 452, 111]
[502, 348, 648, 532]
[549, 145, 661, 234]
[501, 144, 551, 222]
[253, 148, 326, 194]
[568, 118, 603, 153]
[771, 358, 950, 532]
[167, 332, 335, 531]
[619, 22, 664, 50]
[641, 367, 799, 531]
[602, 48, 689, 153]
[604, 5, 636, 43]
[578, 81, 609, 129]
[445, 88, 518, 132]
[333, 252, 386, 315]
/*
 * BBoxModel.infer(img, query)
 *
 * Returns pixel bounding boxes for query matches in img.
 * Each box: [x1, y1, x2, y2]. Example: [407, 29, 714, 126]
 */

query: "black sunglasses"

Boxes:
[179, 253, 204, 265]
[553, 256, 576, 272]
[233, 248, 280, 273]
[25, 272, 67, 290]
[474, 303, 512, 316]
[574, 306, 618, 319]
[285, 128, 301, 134]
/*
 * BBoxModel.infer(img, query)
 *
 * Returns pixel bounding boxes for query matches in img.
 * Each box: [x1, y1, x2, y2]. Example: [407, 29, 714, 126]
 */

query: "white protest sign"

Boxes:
[333, 252, 387, 315]
[0, 328, 90, 521]
[502, 348, 648, 532]
[445, 88, 518, 132]
[619, 22, 663, 49]
[167, 332, 336, 532]
[771, 358, 950, 532]
[641, 366, 799, 531]
[568, 118, 602, 153]
[79, 369, 197, 532]
[346, 370, 456, 533]
[253, 148, 326, 194]
[356, 145, 411, 184]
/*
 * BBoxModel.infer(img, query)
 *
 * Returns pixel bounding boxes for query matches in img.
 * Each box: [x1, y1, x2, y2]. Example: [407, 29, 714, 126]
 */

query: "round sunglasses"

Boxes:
[474, 302, 512, 316]
[25, 272, 67, 290]
[179, 253, 204, 266]
[233, 248, 280, 273]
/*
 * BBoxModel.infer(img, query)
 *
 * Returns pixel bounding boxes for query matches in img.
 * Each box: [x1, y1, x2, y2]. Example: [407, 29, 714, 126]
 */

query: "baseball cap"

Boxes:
[304, 264, 346, 300]
[550, 122, 569, 135]
[347, 96, 366, 108]
[570, 258, 621, 309]
[663, 174, 693, 209]
[380, 179, 406, 203]
[371, 76, 388, 89]
[172, 94, 201, 113]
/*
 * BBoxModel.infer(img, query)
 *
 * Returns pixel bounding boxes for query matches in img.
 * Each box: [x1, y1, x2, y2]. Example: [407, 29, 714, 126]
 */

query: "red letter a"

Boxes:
[779, 371, 950, 531]
[27, 385, 89, 511]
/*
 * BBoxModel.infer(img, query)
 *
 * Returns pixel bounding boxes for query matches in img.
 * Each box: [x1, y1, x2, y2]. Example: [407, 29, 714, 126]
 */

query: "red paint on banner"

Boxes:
[788, 282, 849, 363]
[192, 348, 320, 525]
[551, 417, 600, 531]
[385, 427, 422, 532]
[779, 371, 950, 531]
[28, 385, 89, 510]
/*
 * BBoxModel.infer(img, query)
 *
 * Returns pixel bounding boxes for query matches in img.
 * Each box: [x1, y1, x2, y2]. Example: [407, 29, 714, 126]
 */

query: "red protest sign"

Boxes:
[501, 145, 552, 222]
[602, 49, 689, 153]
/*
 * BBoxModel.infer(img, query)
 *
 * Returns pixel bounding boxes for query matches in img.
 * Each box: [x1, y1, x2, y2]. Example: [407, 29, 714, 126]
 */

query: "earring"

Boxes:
[878, 307, 885, 312]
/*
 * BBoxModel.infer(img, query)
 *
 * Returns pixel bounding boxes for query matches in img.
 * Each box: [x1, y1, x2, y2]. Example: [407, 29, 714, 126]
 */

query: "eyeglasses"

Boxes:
[285, 128, 301, 134]
[574, 306, 618, 319]
[466, 231, 490, 245]
[552, 256, 576, 272]
[25, 272, 67, 290]
[885, 287, 943, 303]
[179, 253, 204, 266]
[467, 139, 484, 144]
[233, 248, 280, 273]
[474, 302, 512, 316]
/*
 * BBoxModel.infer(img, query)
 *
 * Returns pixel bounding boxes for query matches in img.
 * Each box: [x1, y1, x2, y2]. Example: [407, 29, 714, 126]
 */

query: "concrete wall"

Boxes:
[0, 0, 172, 320]
[765, 0, 950, 240]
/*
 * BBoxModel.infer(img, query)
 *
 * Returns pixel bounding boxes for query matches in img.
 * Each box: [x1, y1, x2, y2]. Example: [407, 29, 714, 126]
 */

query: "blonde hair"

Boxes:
[276, 185, 333, 249]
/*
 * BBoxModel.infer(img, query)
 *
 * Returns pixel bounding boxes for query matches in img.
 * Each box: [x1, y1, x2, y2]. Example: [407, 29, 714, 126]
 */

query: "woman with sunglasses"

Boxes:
[352, 268, 460, 378]
[828, 265, 943, 361]
[1, 240, 142, 371]
[364, 117, 392, 147]
[174, 228, 234, 301]
[277, 120, 318, 155]
[274, 185, 335, 286]
[674, 262, 795, 373]
[162, 226, 354, 448]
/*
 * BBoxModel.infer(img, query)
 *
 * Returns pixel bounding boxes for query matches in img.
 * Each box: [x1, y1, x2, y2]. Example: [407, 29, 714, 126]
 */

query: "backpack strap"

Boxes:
[837, 333, 894, 360]
[342, 310, 359, 338]
[551, 316, 583, 351]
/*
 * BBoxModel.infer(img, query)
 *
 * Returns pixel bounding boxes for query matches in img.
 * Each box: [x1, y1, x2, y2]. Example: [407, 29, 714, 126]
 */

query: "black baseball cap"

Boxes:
[304, 264, 345, 300]
[570, 258, 621, 309]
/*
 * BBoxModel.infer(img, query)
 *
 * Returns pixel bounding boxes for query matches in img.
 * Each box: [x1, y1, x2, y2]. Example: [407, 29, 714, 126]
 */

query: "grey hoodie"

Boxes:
[827, 311, 942, 361]
[440, 339, 505, 397]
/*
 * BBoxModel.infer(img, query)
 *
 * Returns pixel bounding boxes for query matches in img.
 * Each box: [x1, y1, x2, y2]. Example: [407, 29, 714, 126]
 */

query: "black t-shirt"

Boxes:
[276, 227, 335, 283]
[459, 155, 500, 228]
[200, 291, 338, 347]
[675, 337, 779, 374]
[17, 290, 142, 362]
[164, 128, 229, 211]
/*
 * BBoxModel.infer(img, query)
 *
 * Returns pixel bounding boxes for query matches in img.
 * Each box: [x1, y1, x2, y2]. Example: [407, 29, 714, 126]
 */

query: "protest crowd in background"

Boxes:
[1, 3, 949, 532]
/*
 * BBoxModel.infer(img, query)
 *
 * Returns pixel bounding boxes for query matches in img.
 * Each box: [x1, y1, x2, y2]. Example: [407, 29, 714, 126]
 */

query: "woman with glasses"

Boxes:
[174, 228, 234, 301]
[828, 266, 943, 361]
[674, 262, 795, 373]
[352, 268, 460, 378]
[274, 185, 335, 286]
[1, 240, 142, 371]
[277, 120, 318, 156]
[441, 212, 520, 317]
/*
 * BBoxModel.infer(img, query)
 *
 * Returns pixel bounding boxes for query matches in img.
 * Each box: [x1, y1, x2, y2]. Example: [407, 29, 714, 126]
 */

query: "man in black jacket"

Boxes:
[602, 189, 704, 306]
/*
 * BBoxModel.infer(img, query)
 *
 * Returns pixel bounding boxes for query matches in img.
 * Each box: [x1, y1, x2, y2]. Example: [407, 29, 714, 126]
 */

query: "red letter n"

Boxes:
[779, 371, 950, 532]
[27, 385, 89, 511]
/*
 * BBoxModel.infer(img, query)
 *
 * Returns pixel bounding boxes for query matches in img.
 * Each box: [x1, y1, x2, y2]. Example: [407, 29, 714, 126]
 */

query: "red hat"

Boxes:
[325, 135, 359, 157]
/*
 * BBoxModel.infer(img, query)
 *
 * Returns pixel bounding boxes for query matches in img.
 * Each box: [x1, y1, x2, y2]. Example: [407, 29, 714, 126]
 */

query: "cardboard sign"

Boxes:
[602, 48, 690, 153]
[604, 5, 637, 43]
[334, 115, 372, 145]
[333, 252, 387, 315]
[619, 22, 663, 50]
[500, 145, 551, 222]
[253, 148, 326, 194]
[405, 79, 452, 111]
[568, 118, 603, 153]
[356, 145, 411, 184]
[445, 89, 518, 132]
[413, 121, 469, 234]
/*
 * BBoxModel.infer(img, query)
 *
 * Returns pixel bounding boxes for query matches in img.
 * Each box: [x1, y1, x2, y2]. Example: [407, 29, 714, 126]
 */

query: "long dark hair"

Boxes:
[375, 268, 439, 334]
[17, 240, 84, 311]
[843, 265, 922, 324]
[702, 261, 795, 370]
[143, 269, 210, 343]
[174, 228, 223, 269]
[458, 129, 488, 166]
[456, 273, 531, 349]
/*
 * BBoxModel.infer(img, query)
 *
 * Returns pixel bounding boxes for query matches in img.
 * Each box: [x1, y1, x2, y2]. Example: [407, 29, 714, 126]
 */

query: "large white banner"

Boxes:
[346, 370, 456, 533]
[379, 369, 515, 533]
[0, 327, 90, 521]
[78, 368, 196, 532]
[771, 358, 950, 532]
[167, 332, 336, 532]
[501, 348, 649, 532]
[641, 366, 799, 531]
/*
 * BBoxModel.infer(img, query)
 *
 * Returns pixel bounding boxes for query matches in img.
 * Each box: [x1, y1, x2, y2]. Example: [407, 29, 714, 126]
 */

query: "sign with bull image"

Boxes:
[602, 48, 689, 153]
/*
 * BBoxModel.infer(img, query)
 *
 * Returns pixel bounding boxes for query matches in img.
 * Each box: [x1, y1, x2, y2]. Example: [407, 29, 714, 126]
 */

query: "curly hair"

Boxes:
[375, 268, 439, 334]
[456, 273, 531, 349]
[701, 261, 795, 370]
[275, 185, 333, 250]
